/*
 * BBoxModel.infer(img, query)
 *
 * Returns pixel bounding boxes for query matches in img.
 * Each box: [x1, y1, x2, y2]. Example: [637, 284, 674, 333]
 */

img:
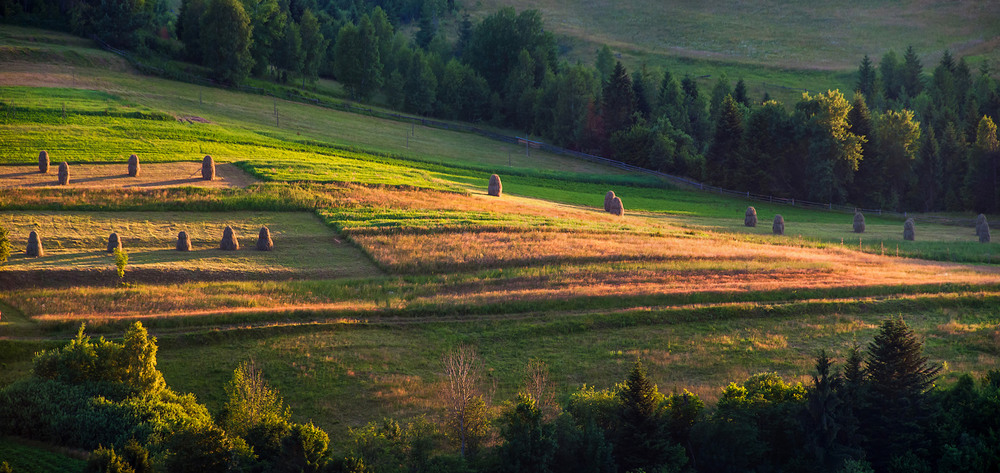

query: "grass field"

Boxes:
[2, 25, 1000, 463]
[0, 438, 85, 473]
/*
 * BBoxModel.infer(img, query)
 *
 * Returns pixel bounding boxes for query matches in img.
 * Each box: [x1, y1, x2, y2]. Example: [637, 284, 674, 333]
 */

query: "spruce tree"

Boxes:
[602, 62, 637, 137]
[862, 316, 941, 470]
[616, 361, 685, 473]
[856, 55, 877, 99]
[902, 45, 925, 99]
[706, 95, 745, 188]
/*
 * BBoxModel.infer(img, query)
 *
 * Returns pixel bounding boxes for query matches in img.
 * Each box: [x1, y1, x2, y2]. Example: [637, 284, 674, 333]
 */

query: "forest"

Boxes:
[3, 0, 1000, 212]
[0, 318, 998, 473]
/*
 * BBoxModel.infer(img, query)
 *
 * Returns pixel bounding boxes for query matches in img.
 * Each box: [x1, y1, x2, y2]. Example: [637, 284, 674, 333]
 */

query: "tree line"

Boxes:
[3, 2, 1000, 212]
[1, 317, 998, 473]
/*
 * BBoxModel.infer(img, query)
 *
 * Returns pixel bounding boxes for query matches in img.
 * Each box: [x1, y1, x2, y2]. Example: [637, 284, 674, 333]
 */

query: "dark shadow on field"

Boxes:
[73, 173, 131, 183]
[0, 170, 44, 179]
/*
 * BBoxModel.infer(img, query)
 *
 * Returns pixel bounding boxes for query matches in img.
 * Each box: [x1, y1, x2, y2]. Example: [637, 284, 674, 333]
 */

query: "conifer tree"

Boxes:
[706, 95, 744, 187]
[856, 55, 877, 99]
[902, 46, 925, 99]
[200, 0, 254, 84]
[616, 361, 686, 473]
[602, 62, 637, 137]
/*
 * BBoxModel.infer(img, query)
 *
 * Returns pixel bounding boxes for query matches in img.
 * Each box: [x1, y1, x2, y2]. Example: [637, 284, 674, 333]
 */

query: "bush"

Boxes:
[0, 226, 10, 266]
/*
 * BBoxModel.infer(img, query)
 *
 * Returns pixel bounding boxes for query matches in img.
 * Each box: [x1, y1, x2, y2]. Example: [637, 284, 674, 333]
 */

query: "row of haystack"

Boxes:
[745, 206, 993, 243]
[36, 151, 218, 183]
[20, 226, 273, 258]
[744, 207, 785, 235]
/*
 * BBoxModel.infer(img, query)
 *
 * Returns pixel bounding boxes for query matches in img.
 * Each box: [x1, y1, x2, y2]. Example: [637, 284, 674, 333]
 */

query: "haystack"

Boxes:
[772, 214, 785, 235]
[745, 206, 757, 227]
[38, 150, 49, 173]
[128, 154, 140, 177]
[853, 212, 865, 233]
[26, 230, 43, 257]
[903, 218, 915, 241]
[58, 162, 70, 185]
[176, 231, 192, 251]
[609, 196, 624, 216]
[978, 214, 991, 243]
[256, 226, 274, 251]
[488, 174, 502, 197]
[106, 232, 122, 253]
[604, 191, 616, 212]
[976, 214, 987, 237]
[202, 155, 215, 180]
[220, 225, 239, 250]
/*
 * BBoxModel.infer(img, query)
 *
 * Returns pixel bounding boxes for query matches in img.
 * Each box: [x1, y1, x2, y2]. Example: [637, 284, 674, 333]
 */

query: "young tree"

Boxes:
[441, 346, 489, 458]
[616, 361, 686, 473]
[733, 78, 751, 107]
[856, 55, 877, 99]
[498, 393, 557, 473]
[220, 358, 291, 439]
[595, 45, 615, 86]
[200, 0, 254, 84]
[879, 50, 902, 103]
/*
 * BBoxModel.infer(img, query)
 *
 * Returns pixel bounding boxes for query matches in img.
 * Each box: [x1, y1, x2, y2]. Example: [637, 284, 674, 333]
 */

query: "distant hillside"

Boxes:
[466, 0, 1000, 73]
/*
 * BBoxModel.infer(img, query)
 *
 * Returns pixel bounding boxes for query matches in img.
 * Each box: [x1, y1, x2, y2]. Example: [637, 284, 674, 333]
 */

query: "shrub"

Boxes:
[128, 154, 140, 177]
[903, 218, 915, 241]
[176, 231, 192, 251]
[604, 191, 616, 212]
[58, 162, 70, 185]
[26, 230, 43, 257]
[773, 214, 785, 235]
[256, 226, 273, 251]
[201, 156, 215, 180]
[39, 150, 50, 173]
[107, 232, 123, 254]
[220, 226, 239, 251]
[853, 212, 865, 233]
[0, 226, 10, 266]
[488, 174, 502, 197]
[745, 206, 757, 227]
[609, 196, 624, 217]
[114, 247, 128, 280]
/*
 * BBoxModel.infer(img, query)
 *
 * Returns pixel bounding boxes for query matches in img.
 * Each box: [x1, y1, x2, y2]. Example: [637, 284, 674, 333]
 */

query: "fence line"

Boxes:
[93, 38, 977, 228]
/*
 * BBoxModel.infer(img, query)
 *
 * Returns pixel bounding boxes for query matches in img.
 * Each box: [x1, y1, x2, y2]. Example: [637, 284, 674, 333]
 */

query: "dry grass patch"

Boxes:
[0, 162, 256, 189]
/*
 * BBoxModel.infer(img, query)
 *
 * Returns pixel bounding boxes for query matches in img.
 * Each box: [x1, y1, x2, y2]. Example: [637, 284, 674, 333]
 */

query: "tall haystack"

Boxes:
[256, 226, 274, 251]
[903, 218, 915, 241]
[57, 162, 70, 185]
[176, 231, 192, 251]
[853, 212, 866, 233]
[488, 174, 502, 197]
[609, 196, 624, 216]
[220, 225, 239, 251]
[26, 230, 43, 257]
[978, 215, 991, 243]
[38, 151, 49, 173]
[604, 191, 616, 212]
[772, 214, 785, 235]
[745, 206, 757, 227]
[106, 232, 122, 253]
[128, 154, 140, 177]
[202, 155, 215, 180]
[976, 214, 988, 237]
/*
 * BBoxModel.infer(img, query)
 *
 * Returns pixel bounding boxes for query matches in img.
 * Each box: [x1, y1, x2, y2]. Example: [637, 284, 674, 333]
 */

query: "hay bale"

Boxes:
[57, 162, 70, 185]
[106, 232, 122, 253]
[903, 218, 915, 241]
[853, 212, 866, 233]
[202, 155, 215, 180]
[976, 214, 988, 237]
[604, 191, 616, 212]
[128, 154, 140, 177]
[176, 231, 192, 251]
[609, 196, 624, 216]
[220, 225, 239, 251]
[38, 151, 50, 173]
[488, 174, 502, 197]
[745, 206, 757, 227]
[256, 226, 274, 251]
[772, 214, 785, 235]
[26, 230, 43, 257]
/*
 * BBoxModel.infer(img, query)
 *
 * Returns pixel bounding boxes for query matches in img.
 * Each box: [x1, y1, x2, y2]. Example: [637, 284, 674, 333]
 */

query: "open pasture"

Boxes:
[0, 162, 255, 189]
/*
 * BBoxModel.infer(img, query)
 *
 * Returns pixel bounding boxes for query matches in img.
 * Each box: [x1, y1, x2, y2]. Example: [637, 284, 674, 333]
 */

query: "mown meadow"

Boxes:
[1, 26, 999, 466]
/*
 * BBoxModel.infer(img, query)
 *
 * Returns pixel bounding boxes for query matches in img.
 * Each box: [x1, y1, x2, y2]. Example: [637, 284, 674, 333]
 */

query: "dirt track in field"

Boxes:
[0, 162, 257, 189]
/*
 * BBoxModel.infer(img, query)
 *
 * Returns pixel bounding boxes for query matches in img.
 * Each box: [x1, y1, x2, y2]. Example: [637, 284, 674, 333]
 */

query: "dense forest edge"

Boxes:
[3, 0, 1000, 213]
